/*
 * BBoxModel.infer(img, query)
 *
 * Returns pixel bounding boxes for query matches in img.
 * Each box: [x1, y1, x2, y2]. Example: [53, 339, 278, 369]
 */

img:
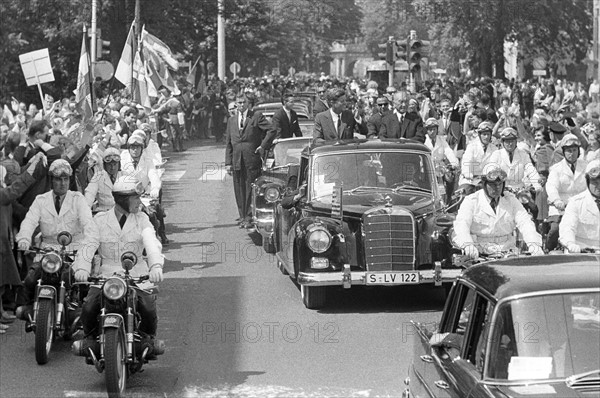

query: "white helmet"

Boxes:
[49, 159, 73, 177]
[112, 176, 144, 196]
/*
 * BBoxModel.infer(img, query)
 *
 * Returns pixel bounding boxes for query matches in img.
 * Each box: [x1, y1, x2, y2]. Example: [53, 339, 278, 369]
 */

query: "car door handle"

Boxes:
[434, 380, 450, 390]
[419, 355, 433, 363]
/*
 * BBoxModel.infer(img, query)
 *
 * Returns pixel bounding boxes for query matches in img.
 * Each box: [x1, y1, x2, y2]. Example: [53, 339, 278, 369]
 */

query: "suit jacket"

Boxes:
[225, 109, 272, 170]
[260, 107, 302, 150]
[379, 111, 425, 143]
[313, 109, 367, 142]
[313, 98, 329, 116]
[367, 112, 385, 138]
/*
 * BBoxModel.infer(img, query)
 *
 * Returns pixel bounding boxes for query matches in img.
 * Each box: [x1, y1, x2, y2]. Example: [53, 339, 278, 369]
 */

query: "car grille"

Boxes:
[364, 211, 415, 271]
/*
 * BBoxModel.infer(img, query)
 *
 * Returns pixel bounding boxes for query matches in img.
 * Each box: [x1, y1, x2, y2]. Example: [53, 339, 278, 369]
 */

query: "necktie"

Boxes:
[490, 198, 497, 213]
[509, 152, 514, 163]
[239, 113, 245, 129]
[400, 114, 404, 125]
[570, 163, 576, 174]
[336, 115, 341, 134]
[483, 144, 488, 152]
[119, 214, 127, 229]
[54, 195, 61, 214]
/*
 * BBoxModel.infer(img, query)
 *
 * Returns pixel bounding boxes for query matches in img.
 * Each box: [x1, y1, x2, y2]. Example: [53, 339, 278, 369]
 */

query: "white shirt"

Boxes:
[424, 135, 459, 177]
[283, 107, 291, 122]
[121, 150, 161, 192]
[329, 109, 341, 133]
[239, 110, 248, 129]
[459, 139, 498, 186]
[395, 110, 405, 123]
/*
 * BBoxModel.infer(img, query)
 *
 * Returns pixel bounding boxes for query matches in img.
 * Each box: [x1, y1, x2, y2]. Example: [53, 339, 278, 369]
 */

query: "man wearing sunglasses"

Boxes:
[453, 166, 543, 259]
[313, 86, 329, 117]
[84, 147, 124, 213]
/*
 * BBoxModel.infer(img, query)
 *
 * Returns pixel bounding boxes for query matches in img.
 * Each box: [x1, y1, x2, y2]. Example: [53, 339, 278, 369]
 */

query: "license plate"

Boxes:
[366, 272, 420, 285]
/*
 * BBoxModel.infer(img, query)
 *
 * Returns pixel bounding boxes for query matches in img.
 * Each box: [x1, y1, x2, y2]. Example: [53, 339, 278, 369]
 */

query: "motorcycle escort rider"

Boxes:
[459, 121, 498, 194]
[121, 133, 168, 244]
[423, 118, 459, 202]
[485, 127, 542, 192]
[559, 159, 600, 252]
[72, 176, 164, 351]
[15, 160, 94, 323]
[453, 166, 544, 259]
[545, 134, 588, 251]
[84, 147, 123, 213]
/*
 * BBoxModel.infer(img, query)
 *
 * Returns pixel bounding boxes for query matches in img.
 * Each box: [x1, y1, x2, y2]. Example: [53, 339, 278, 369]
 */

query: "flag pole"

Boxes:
[83, 24, 96, 115]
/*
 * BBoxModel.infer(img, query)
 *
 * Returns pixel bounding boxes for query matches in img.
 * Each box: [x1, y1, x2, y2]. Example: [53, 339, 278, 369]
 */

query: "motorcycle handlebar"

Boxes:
[85, 274, 150, 284]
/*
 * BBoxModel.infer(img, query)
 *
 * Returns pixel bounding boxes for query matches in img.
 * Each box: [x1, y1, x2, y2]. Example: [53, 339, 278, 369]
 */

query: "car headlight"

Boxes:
[103, 277, 127, 300]
[264, 186, 280, 203]
[307, 226, 332, 253]
[41, 253, 62, 273]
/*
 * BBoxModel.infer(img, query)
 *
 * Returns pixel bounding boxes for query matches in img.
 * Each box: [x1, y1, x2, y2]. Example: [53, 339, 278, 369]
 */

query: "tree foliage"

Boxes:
[1, 0, 362, 106]
[412, 0, 593, 78]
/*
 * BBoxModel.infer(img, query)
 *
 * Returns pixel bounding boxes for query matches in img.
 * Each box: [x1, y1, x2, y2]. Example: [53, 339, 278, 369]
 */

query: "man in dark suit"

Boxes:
[367, 96, 390, 138]
[313, 88, 367, 143]
[312, 86, 329, 117]
[225, 95, 272, 228]
[258, 93, 302, 153]
[379, 99, 425, 143]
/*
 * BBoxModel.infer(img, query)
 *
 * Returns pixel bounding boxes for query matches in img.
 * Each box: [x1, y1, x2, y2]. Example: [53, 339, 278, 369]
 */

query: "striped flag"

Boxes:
[115, 22, 135, 88]
[142, 26, 180, 95]
[74, 30, 94, 121]
[132, 48, 151, 109]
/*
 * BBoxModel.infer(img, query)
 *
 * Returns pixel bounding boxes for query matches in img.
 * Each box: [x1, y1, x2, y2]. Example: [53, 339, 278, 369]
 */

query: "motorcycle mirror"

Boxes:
[120, 251, 138, 271]
[57, 231, 73, 247]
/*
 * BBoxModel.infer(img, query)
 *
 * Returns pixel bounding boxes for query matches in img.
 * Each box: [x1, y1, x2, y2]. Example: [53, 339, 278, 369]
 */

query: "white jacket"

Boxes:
[16, 190, 93, 251]
[459, 139, 498, 186]
[453, 190, 542, 254]
[121, 150, 161, 192]
[559, 190, 600, 249]
[425, 135, 459, 177]
[484, 148, 542, 190]
[546, 159, 588, 216]
[73, 209, 163, 280]
[84, 170, 124, 212]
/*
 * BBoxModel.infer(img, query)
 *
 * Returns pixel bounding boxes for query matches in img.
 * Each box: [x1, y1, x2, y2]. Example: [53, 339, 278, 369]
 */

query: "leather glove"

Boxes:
[464, 244, 479, 259]
[529, 244, 544, 256]
[149, 266, 163, 283]
[567, 243, 581, 253]
[17, 240, 30, 251]
[74, 269, 90, 282]
[150, 187, 160, 199]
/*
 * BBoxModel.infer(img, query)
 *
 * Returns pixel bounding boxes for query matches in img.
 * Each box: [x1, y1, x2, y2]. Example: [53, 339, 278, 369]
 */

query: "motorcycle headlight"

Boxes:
[307, 226, 332, 253]
[103, 277, 127, 300]
[41, 253, 62, 273]
[264, 186, 280, 203]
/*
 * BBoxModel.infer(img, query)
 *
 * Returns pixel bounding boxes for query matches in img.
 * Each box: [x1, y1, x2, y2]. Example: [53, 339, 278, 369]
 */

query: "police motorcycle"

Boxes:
[72, 251, 165, 398]
[22, 231, 84, 365]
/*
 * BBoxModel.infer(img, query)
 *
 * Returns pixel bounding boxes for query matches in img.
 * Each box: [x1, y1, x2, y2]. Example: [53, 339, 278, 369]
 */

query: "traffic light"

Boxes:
[395, 39, 408, 63]
[409, 39, 430, 73]
[378, 40, 396, 65]
[97, 37, 110, 60]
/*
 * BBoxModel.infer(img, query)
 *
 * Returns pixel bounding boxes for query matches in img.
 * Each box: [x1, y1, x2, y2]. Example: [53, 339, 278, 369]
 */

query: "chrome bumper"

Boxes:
[297, 264, 463, 289]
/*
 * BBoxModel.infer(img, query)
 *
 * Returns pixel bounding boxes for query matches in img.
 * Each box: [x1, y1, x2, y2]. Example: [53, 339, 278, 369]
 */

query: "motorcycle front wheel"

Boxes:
[104, 328, 127, 398]
[35, 299, 55, 365]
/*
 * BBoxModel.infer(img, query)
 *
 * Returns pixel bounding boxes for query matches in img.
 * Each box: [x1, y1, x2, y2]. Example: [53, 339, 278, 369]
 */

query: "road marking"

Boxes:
[182, 384, 372, 397]
[162, 170, 186, 181]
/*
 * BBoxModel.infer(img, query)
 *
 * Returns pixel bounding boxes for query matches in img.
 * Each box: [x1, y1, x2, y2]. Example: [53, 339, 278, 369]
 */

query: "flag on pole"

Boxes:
[74, 29, 94, 121]
[115, 22, 135, 88]
[186, 56, 201, 86]
[141, 26, 180, 95]
[132, 48, 152, 109]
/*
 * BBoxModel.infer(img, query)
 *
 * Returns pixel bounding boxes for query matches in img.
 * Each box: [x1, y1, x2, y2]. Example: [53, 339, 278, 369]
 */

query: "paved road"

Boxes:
[0, 139, 446, 398]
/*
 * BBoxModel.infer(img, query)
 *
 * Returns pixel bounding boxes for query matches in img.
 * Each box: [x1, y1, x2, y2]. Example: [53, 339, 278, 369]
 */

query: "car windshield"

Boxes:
[271, 138, 311, 167]
[311, 151, 433, 202]
[487, 291, 600, 381]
